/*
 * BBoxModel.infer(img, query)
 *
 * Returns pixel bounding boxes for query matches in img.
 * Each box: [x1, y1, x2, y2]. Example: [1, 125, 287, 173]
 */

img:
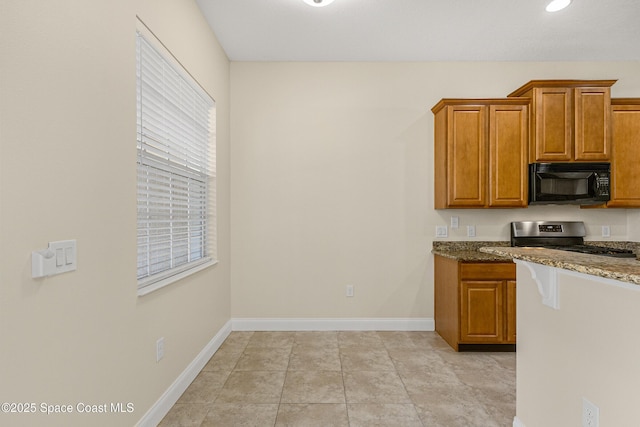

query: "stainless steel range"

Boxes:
[510, 221, 636, 258]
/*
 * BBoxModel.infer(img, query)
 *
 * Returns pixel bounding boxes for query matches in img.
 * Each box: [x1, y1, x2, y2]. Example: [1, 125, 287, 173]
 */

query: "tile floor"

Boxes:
[159, 331, 515, 427]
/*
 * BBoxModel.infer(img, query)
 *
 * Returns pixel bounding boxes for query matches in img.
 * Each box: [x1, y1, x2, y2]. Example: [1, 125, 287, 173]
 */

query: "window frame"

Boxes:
[136, 20, 217, 296]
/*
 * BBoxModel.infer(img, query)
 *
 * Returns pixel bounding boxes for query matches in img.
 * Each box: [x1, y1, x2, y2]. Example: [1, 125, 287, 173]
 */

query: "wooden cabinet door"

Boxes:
[532, 87, 572, 161]
[608, 100, 640, 207]
[574, 87, 611, 161]
[434, 255, 462, 350]
[460, 280, 504, 343]
[506, 280, 517, 343]
[446, 106, 487, 207]
[489, 104, 528, 207]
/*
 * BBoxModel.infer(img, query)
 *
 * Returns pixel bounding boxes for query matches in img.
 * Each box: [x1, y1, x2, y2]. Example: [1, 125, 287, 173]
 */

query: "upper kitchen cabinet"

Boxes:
[432, 99, 529, 209]
[508, 80, 616, 162]
[607, 99, 640, 207]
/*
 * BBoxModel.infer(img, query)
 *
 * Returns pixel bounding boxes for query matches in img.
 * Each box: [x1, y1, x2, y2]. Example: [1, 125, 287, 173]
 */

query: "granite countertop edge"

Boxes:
[432, 241, 513, 262]
[479, 246, 640, 286]
[431, 249, 512, 262]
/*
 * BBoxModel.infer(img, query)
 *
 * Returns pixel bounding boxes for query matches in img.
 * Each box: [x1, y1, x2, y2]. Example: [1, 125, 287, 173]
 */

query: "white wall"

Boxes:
[516, 265, 640, 426]
[230, 61, 640, 320]
[0, 1, 230, 426]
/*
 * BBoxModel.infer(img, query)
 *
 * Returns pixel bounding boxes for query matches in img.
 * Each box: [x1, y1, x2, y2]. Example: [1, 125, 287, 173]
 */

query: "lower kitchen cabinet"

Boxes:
[434, 255, 516, 351]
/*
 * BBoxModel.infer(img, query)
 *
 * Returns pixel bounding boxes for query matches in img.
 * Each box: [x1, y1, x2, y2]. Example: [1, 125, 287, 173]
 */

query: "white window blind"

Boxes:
[136, 28, 216, 293]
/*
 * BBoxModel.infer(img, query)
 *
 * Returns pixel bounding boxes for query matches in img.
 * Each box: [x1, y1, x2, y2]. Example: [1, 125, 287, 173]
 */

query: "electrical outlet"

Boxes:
[156, 337, 165, 362]
[467, 225, 476, 237]
[346, 285, 354, 297]
[602, 225, 611, 237]
[435, 225, 448, 238]
[582, 398, 599, 427]
[451, 216, 459, 229]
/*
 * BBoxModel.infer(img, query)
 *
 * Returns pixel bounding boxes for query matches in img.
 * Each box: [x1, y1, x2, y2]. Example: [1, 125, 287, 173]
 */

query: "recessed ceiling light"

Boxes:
[303, 0, 336, 7]
[546, 0, 572, 12]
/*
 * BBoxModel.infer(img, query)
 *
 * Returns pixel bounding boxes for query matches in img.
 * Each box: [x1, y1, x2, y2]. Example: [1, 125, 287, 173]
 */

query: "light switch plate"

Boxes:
[32, 240, 77, 278]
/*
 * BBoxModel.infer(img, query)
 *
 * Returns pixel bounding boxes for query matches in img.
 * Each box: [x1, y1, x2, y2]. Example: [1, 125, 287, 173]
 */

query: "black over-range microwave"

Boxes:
[529, 162, 611, 205]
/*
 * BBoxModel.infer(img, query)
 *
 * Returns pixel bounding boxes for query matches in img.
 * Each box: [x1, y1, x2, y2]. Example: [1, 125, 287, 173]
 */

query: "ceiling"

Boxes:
[195, 0, 640, 62]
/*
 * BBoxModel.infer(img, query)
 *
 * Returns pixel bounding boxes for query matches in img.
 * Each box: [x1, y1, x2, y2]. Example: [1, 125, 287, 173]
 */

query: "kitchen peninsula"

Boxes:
[479, 245, 640, 427]
[480, 245, 640, 285]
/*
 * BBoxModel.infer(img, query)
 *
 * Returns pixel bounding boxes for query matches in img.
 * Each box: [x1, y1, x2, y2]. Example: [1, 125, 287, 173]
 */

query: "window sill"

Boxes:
[137, 258, 218, 297]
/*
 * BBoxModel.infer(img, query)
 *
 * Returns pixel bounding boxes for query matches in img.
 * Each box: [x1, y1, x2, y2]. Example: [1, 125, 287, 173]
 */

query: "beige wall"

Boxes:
[230, 61, 640, 320]
[2, 0, 640, 423]
[627, 210, 640, 241]
[0, 1, 230, 426]
[516, 264, 640, 426]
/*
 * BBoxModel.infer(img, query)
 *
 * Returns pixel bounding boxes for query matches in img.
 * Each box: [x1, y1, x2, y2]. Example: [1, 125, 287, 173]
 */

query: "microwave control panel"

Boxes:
[596, 173, 610, 196]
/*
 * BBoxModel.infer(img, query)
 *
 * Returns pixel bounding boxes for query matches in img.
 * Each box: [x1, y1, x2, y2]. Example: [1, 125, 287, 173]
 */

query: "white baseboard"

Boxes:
[135, 319, 232, 427]
[232, 317, 435, 332]
[513, 416, 526, 427]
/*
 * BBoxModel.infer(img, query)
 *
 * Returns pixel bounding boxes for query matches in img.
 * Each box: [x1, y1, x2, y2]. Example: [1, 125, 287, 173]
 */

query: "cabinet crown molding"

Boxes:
[431, 97, 530, 114]
[508, 79, 617, 97]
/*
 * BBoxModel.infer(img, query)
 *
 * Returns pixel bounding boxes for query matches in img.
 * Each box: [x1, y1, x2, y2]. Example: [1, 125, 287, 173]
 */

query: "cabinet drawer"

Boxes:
[460, 262, 515, 280]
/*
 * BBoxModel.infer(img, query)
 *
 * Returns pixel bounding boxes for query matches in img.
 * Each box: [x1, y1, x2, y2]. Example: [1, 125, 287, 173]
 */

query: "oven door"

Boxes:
[528, 163, 610, 205]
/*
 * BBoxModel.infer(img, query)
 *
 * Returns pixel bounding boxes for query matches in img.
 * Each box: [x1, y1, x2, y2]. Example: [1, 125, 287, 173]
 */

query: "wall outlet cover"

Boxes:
[582, 397, 599, 427]
[435, 225, 448, 238]
[156, 337, 165, 362]
[467, 225, 476, 237]
[451, 216, 459, 229]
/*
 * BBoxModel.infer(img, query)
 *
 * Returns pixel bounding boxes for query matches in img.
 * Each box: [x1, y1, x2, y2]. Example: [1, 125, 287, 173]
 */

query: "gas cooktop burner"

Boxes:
[542, 244, 636, 258]
[510, 221, 637, 259]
